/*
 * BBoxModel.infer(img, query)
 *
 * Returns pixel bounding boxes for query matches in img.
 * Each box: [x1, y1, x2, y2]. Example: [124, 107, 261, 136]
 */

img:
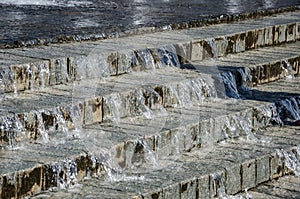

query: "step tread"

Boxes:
[2, 10, 299, 64]
[244, 175, 300, 199]
[0, 97, 262, 176]
[30, 125, 300, 199]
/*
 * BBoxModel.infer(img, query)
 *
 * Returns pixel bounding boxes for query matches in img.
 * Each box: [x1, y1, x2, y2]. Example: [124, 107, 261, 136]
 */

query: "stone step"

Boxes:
[0, 76, 299, 198]
[29, 125, 300, 199]
[0, 68, 214, 145]
[189, 41, 300, 86]
[237, 175, 300, 199]
[0, 11, 299, 93]
[0, 44, 299, 147]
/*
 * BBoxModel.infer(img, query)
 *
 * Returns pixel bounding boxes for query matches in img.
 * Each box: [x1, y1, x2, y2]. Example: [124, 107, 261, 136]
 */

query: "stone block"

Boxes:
[142, 189, 163, 199]
[255, 29, 265, 48]
[214, 36, 228, 57]
[163, 183, 180, 199]
[66, 57, 77, 81]
[184, 123, 200, 150]
[210, 171, 226, 198]
[169, 127, 185, 154]
[180, 178, 197, 199]
[227, 33, 245, 53]
[287, 57, 300, 75]
[75, 155, 91, 182]
[160, 84, 180, 108]
[117, 51, 132, 75]
[274, 25, 287, 44]
[84, 96, 102, 126]
[256, 155, 270, 184]
[264, 26, 274, 46]
[199, 118, 215, 145]
[250, 66, 259, 86]
[198, 175, 211, 199]
[269, 61, 284, 82]
[258, 64, 269, 84]
[226, 164, 241, 195]
[21, 111, 38, 140]
[0, 174, 17, 199]
[107, 53, 120, 74]
[174, 42, 191, 64]
[49, 58, 68, 85]
[102, 93, 124, 123]
[241, 159, 256, 190]
[286, 23, 296, 42]
[191, 41, 204, 61]
[154, 130, 172, 158]
[11, 64, 30, 91]
[17, 167, 43, 198]
[202, 40, 215, 59]
[296, 23, 300, 40]
[270, 152, 283, 179]
[245, 30, 256, 50]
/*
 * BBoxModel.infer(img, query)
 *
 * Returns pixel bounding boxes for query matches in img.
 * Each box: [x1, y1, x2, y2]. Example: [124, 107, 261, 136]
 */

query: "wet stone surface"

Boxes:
[0, 0, 299, 47]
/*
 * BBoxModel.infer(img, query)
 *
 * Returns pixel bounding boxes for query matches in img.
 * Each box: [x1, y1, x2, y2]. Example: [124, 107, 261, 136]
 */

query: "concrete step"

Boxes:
[0, 76, 299, 198]
[29, 125, 300, 199]
[0, 11, 299, 93]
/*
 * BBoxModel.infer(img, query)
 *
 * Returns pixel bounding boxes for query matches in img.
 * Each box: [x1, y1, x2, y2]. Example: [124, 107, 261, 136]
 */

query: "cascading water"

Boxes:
[103, 93, 123, 125]
[276, 97, 300, 125]
[213, 71, 240, 99]
[207, 38, 218, 59]
[276, 146, 300, 176]
[156, 45, 181, 68]
[283, 60, 295, 79]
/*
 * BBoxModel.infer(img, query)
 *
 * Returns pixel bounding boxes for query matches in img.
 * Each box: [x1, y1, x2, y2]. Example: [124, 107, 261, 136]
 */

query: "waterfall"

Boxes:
[276, 97, 300, 125]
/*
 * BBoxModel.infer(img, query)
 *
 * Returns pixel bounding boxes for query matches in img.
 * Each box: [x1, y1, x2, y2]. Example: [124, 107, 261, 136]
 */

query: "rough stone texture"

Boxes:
[226, 164, 241, 195]
[0, 10, 300, 199]
[241, 159, 256, 190]
[256, 155, 270, 185]
[198, 175, 211, 199]
[238, 175, 300, 199]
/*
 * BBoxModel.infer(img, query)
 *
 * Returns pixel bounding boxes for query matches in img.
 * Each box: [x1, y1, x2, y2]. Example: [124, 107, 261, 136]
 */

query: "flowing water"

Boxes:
[1, 0, 299, 47]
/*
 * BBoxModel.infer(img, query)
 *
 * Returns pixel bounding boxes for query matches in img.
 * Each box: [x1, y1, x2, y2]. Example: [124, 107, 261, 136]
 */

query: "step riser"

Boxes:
[1, 63, 299, 147]
[0, 96, 298, 199]
[1, 22, 299, 94]
[141, 146, 299, 199]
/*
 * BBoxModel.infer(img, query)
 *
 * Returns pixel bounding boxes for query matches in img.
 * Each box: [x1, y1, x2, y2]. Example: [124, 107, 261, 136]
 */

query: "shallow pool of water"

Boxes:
[0, 0, 299, 47]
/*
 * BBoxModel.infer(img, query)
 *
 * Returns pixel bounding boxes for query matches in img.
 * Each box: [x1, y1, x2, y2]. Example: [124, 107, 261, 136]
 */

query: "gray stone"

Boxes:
[226, 164, 241, 195]
[180, 178, 197, 199]
[163, 183, 180, 199]
[198, 175, 211, 199]
[256, 155, 270, 184]
[241, 159, 256, 190]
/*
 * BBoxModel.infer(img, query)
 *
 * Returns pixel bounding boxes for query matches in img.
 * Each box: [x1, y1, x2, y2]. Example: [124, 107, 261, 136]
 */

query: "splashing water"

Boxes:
[34, 110, 49, 143]
[276, 97, 300, 125]
[207, 38, 218, 59]
[103, 93, 122, 125]
[49, 160, 78, 190]
[156, 45, 181, 68]
[283, 60, 294, 79]
[213, 71, 240, 99]
[236, 67, 252, 92]
[277, 146, 300, 176]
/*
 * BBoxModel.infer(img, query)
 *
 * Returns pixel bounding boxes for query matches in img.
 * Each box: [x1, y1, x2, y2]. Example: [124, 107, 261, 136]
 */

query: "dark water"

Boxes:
[0, 0, 299, 47]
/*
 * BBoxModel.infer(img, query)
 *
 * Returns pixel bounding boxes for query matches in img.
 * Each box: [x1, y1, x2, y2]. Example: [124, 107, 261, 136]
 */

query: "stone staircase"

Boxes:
[0, 9, 299, 199]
